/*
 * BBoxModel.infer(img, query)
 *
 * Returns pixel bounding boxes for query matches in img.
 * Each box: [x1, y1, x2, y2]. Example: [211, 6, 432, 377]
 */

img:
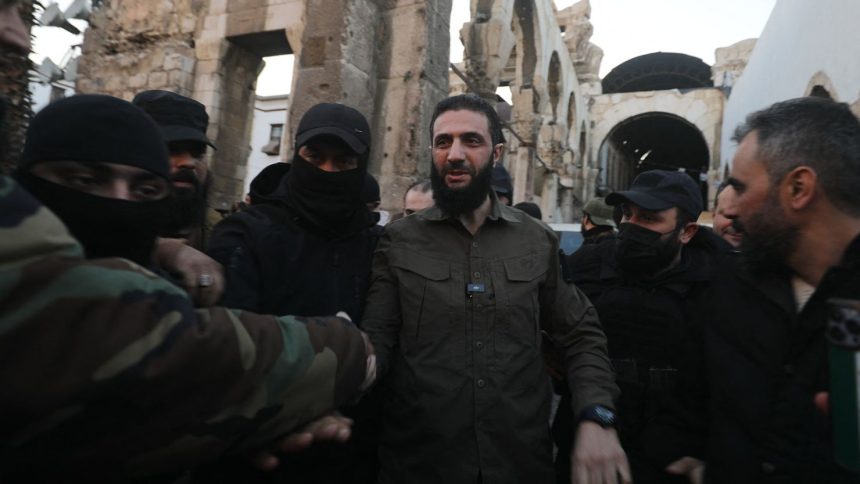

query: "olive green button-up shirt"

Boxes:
[363, 199, 618, 484]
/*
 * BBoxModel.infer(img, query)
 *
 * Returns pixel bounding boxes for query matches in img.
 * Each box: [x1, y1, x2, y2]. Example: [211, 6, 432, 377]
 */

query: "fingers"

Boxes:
[277, 432, 314, 453]
[194, 269, 224, 307]
[249, 451, 280, 471]
[304, 414, 353, 442]
[814, 391, 829, 415]
[572, 460, 589, 484]
[617, 458, 632, 484]
[275, 413, 354, 454]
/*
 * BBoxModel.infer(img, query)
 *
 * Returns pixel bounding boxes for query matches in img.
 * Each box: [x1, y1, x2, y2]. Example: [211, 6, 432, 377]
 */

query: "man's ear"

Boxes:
[493, 143, 504, 164]
[679, 223, 700, 244]
[783, 166, 817, 211]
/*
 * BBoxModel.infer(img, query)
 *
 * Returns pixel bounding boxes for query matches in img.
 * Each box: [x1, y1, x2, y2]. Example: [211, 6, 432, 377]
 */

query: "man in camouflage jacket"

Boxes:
[0, 174, 372, 481]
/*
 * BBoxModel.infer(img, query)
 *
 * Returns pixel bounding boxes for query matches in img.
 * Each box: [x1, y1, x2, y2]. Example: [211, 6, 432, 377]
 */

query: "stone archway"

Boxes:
[598, 112, 710, 207]
[590, 87, 725, 206]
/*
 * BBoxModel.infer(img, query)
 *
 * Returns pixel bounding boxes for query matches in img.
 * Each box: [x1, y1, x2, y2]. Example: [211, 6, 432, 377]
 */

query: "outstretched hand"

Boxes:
[666, 456, 704, 484]
[251, 412, 355, 471]
[571, 421, 631, 484]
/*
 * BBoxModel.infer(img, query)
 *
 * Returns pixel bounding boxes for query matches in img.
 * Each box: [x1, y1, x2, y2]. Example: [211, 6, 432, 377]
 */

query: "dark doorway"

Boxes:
[598, 112, 709, 207]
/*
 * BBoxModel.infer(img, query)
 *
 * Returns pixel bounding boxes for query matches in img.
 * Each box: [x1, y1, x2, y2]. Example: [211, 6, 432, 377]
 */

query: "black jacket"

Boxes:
[206, 171, 380, 324]
[653, 235, 860, 483]
[201, 169, 382, 484]
[556, 228, 731, 483]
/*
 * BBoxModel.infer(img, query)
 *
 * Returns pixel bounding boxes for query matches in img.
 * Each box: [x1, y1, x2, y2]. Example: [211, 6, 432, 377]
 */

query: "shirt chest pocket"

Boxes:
[389, 252, 453, 347]
[498, 253, 548, 346]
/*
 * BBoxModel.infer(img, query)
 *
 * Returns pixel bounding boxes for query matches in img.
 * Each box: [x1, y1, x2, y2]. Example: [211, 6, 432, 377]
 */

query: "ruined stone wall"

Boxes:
[77, 0, 449, 213]
[371, 0, 453, 209]
[288, 0, 452, 212]
[712, 38, 756, 91]
[460, 0, 593, 222]
[76, 0, 199, 99]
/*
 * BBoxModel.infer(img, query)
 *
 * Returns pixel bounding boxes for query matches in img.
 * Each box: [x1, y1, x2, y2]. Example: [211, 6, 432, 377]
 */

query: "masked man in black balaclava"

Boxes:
[14, 94, 225, 307]
[203, 103, 380, 483]
[14, 94, 172, 268]
[553, 169, 734, 484]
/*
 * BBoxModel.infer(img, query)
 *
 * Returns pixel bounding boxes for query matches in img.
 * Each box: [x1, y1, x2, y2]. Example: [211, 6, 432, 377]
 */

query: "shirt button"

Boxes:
[473, 271, 481, 279]
[475, 340, 484, 349]
[472, 242, 478, 248]
[477, 378, 486, 388]
[761, 462, 775, 474]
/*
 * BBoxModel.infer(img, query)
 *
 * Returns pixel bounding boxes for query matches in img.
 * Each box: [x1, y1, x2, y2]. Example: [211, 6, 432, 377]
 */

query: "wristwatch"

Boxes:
[578, 404, 617, 428]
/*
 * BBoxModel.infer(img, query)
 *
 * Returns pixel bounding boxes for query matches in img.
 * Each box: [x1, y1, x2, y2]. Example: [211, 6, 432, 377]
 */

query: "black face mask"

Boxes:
[285, 155, 371, 238]
[15, 171, 169, 267]
[616, 222, 682, 277]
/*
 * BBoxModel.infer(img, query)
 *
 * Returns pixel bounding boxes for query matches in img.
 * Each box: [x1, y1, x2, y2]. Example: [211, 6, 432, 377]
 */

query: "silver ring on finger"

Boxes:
[198, 274, 214, 287]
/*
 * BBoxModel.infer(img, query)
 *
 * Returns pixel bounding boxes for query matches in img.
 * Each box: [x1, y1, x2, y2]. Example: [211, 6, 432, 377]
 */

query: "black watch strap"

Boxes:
[578, 404, 617, 428]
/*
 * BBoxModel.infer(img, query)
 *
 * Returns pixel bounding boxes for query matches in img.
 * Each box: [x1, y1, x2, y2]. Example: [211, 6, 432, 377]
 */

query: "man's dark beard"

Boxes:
[737, 194, 799, 273]
[431, 158, 494, 217]
[164, 170, 210, 235]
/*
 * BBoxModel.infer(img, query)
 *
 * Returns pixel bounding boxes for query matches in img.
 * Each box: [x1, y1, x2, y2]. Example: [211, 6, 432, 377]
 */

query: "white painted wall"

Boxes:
[243, 94, 289, 196]
[720, 0, 860, 171]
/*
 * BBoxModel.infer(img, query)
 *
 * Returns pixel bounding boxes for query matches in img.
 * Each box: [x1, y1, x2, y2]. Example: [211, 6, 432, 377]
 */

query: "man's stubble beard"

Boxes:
[736, 190, 799, 273]
[430, 155, 495, 217]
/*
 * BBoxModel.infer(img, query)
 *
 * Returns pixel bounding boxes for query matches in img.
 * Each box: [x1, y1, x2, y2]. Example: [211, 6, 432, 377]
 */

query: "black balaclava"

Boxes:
[615, 222, 682, 278]
[15, 94, 171, 267]
[286, 103, 372, 238]
[286, 139, 370, 237]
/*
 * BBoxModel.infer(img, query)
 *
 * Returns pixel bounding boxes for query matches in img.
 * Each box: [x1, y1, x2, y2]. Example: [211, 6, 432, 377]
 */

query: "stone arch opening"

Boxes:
[512, 0, 537, 88]
[809, 85, 833, 99]
[598, 112, 709, 206]
[566, 92, 577, 139]
[203, 30, 292, 211]
[602, 52, 713, 94]
[804, 71, 839, 100]
[547, 51, 561, 122]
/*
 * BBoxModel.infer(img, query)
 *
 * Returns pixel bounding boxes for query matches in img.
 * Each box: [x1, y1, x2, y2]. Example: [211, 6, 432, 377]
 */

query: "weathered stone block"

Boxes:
[128, 73, 148, 89]
[149, 71, 168, 87]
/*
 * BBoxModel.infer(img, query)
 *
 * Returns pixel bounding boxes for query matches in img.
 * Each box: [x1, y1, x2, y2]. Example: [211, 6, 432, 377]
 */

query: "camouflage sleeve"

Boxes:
[0, 176, 369, 479]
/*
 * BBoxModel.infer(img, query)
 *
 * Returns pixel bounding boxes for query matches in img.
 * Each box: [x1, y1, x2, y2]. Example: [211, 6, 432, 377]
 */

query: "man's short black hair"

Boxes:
[732, 97, 860, 216]
[429, 94, 505, 147]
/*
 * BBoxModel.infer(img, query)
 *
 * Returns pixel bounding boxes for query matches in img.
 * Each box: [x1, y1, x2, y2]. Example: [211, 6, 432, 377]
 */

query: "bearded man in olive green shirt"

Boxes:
[362, 95, 629, 484]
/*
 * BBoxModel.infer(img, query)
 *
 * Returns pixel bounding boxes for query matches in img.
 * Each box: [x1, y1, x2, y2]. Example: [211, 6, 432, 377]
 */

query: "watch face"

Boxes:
[595, 406, 616, 425]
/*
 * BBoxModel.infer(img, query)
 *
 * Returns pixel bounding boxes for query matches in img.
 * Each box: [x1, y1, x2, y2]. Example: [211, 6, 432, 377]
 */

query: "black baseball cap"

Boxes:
[132, 90, 216, 149]
[295, 103, 370, 155]
[491, 163, 513, 195]
[605, 170, 703, 219]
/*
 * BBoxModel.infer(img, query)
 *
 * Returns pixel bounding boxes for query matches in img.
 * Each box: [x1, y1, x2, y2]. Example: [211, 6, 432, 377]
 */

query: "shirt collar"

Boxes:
[419, 191, 520, 224]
